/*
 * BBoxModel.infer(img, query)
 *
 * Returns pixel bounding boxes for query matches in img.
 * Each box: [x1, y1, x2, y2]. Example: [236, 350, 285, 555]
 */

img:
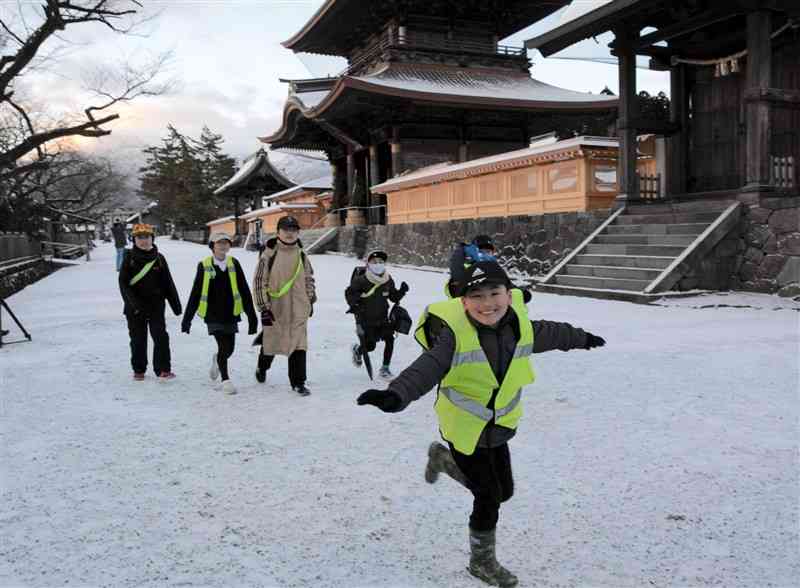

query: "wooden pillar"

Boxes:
[346, 147, 355, 203]
[745, 10, 773, 189]
[667, 64, 687, 196]
[390, 126, 402, 177]
[615, 27, 639, 204]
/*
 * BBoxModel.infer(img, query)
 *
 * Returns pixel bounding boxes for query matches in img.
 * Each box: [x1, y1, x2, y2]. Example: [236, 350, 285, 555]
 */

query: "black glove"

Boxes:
[585, 333, 605, 349]
[399, 281, 409, 294]
[248, 320, 257, 335]
[346, 304, 363, 315]
[174, 305, 183, 317]
[357, 389, 403, 413]
[181, 322, 191, 334]
[309, 304, 314, 318]
[261, 309, 275, 326]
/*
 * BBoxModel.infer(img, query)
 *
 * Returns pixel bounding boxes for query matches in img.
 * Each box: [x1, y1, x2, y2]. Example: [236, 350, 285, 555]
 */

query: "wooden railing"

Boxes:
[637, 173, 663, 200]
[342, 29, 525, 76]
[771, 155, 796, 189]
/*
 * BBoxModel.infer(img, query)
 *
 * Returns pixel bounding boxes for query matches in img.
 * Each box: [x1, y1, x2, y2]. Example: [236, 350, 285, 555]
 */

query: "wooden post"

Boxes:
[346, 147, 355, 204]
[615, 27, 639, 204]
[667, 64, 687, 196]
[390, 126, 401, 177]
[745, 10, 773, 190]
[369, 144, 381, 225]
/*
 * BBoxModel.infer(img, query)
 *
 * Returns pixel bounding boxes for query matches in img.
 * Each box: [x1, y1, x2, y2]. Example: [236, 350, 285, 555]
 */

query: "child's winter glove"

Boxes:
[261, 309, 275, 326]
[248, 319, 257, 335]
[181, 321, 191, 334]
[584, 333, 605, 349]
[357, 389, 403, 413]
[399, 281, 409, 294]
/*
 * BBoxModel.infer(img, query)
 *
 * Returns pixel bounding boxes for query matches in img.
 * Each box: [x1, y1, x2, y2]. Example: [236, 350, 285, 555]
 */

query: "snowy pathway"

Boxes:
[1, 241, 797, 588]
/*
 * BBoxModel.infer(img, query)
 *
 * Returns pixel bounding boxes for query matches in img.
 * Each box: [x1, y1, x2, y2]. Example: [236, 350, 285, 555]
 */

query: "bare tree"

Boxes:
[0, 1, 173, 179]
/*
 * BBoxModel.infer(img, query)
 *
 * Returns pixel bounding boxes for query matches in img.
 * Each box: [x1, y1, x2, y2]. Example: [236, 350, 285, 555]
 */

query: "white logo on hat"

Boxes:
[472, 268, 485, 277]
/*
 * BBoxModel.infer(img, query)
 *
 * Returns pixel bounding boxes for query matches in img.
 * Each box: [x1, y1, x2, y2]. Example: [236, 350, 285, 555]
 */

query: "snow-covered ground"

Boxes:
[1, 240, 797, 588]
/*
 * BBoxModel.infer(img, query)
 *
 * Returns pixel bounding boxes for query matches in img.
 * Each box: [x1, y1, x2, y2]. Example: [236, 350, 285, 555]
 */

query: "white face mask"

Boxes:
[368, 262, 385, 275]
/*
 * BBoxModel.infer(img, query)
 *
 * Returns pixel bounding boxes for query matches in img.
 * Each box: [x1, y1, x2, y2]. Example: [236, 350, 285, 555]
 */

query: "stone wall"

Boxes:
[0, 260, 57, 299]
[334, 210, 610, 278]
[732, 194, 799, 296]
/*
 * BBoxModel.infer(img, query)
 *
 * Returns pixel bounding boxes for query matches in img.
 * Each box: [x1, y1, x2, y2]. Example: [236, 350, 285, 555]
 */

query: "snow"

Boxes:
[355, 65, 619, 104]
[1, 240, 798, 588]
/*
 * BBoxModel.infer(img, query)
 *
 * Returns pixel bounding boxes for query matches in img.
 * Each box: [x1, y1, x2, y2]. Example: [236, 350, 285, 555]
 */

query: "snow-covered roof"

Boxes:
[261, 64, 617, 146]
[214, 150, 294, 195]
[372, 135, 620, 193]
[206, 216, 236, 227]
[350, 65, 619, 105]
[262, 173, 333, 203]
[124, 202, 158, 223]
[241, 203, 320, 221]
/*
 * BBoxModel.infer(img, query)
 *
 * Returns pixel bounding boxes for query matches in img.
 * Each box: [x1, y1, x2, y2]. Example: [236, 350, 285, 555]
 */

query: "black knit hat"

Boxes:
[472, 234, 495, 251]
[367, 249, 388, 262]
[461, 260, 510, 295]
[277, 215, 300, 230]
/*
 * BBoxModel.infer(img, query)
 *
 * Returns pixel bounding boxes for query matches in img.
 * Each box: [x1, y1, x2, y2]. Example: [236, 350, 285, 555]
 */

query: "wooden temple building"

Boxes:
[525, 0, 800, 199]
[261, 0, 617, 226]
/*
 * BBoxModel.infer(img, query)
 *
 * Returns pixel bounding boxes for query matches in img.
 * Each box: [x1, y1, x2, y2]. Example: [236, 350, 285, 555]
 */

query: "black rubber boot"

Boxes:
[468, 528, 518, 588]
[424, 442, 468, 486]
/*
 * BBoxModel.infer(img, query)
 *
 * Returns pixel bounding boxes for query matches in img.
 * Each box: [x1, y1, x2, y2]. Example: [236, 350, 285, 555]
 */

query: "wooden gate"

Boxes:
[688, 68, 745, 192]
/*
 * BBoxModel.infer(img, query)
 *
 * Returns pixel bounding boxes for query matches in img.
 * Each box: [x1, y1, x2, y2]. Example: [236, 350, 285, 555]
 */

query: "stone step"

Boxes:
[595, 234, 698, 246]
[625, 202, 732, 215]
[585, 243, 687, 256]
[564, 264, 663, 281]
[555, 274, 650, 292]
[574, 254, 674, 269]
[605, 223, 708, 235]
[615, 212, 721, 225]
[535, 282, 653, 303]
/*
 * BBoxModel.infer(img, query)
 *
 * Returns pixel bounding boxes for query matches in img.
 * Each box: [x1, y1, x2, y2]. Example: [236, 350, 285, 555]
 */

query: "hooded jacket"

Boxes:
[118, 245, 182, 317]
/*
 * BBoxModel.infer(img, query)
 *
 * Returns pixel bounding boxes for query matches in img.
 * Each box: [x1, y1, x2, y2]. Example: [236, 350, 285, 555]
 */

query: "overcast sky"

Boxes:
[23, 0, 669, 175]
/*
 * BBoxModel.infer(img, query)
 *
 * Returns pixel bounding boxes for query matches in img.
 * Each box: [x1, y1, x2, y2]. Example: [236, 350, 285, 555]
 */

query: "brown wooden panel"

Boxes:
[429, 184, 449, 208]
[509, 169, 538, 198]
[478, 178, 502, 202]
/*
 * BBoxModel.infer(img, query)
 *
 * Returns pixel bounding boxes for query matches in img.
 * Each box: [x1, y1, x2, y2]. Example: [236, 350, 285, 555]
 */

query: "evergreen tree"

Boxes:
[139, 125, 238, 228]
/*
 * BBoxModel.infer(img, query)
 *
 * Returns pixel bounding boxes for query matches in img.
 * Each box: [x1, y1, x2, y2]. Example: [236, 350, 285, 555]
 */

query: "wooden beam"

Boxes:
[745, 10, 773, 189]
[633, 9, 743, 48]
[744, 87, 800, 105]
[614, 25, 639, 204]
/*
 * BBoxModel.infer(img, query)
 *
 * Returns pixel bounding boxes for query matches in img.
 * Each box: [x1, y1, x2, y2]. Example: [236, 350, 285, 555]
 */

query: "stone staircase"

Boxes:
[537, 202, 742, 302]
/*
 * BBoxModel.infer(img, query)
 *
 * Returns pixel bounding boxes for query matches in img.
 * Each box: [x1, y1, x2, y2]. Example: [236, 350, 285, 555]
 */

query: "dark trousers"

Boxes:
[449, 442, 514, 532]
[213, 333, 236, 380]
[258, 349, 307, 387]
[126, 310, 171, 375]
[358, 323, 395, 366]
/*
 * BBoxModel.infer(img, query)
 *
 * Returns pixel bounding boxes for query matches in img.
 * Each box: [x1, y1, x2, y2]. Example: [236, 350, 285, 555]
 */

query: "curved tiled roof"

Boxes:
[261, 65, 617, 146]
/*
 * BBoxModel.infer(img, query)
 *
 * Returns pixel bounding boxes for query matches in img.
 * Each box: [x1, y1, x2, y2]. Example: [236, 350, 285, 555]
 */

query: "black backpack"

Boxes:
[389, 304, 412, 335]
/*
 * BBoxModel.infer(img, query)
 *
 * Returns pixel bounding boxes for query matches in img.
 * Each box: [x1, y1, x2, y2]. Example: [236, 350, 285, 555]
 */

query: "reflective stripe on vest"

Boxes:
[414, 289, 535, 455]
[198, 256, 243, 319]
[129, 259, 156, 286]
[361, 281, 382, 298]
[267, 253, 303, 299]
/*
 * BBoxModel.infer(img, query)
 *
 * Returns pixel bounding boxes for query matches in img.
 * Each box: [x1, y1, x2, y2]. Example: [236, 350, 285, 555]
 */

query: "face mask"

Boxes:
[368, 262, 385, 275]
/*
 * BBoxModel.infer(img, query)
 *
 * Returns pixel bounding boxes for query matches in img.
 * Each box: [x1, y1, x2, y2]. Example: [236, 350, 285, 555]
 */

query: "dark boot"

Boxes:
[468, 528, 518, 588]
[424, 442, 468, 486]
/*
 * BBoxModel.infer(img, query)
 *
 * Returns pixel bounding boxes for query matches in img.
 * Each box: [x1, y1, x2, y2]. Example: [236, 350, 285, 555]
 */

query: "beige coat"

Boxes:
[253, 239, 316, 356]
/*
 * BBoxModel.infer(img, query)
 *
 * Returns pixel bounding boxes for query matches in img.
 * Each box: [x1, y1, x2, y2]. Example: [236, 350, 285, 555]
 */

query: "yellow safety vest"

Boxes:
[198, 256, 243, 318]
[414, 289, 535, 455]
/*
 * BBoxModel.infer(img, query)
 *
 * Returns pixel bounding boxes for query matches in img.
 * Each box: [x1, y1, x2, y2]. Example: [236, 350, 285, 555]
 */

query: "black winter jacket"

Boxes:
[118, 245, 182, 317]
[388, 308, 589, 447]
[183, 257, 257, 331]
[345, 268, 407, 326]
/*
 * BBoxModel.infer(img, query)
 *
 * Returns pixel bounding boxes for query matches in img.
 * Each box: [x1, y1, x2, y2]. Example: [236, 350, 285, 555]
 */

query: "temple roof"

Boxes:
[282, 0, 571, 57]
[261, 64, 617, 147]
[372, 135, 620, 193]
[214, 150, 294, 195]
[263, 173, 334, 204]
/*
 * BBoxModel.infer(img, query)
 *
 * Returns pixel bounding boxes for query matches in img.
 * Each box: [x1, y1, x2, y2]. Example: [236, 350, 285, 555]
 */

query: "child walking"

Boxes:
[118, 223, 182, 381]
[182, 232, 257, 395]
[357, 260, 605, 587]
